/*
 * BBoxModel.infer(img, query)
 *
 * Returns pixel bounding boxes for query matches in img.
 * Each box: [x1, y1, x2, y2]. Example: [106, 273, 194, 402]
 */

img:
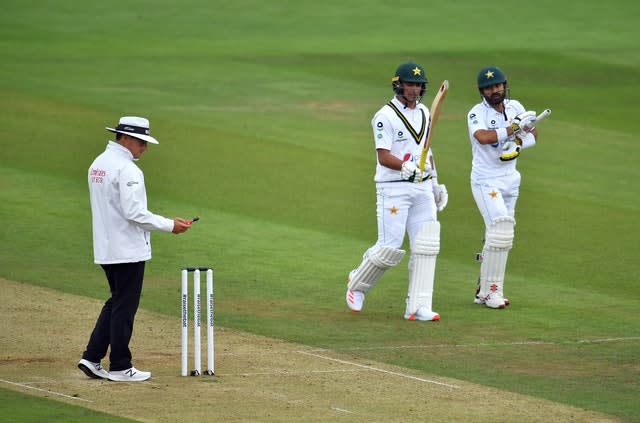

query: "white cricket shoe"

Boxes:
[346, 289, 365, 312]
[404, 306, 440, 321]
[474, 284, 509, 306]
[78, 359, 109, 380]
[483, 292, 507, 309]
[475, 295, 510, 306]
[107, 367, 151, 382]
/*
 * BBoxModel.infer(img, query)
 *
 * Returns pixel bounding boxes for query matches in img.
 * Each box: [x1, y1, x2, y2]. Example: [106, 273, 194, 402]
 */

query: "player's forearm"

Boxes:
[473, 128, 515, 144]
[377, 149, 404, 170]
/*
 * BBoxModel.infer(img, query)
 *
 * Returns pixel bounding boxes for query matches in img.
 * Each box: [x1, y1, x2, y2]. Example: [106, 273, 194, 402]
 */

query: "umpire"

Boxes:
[78, 116, 192, 382]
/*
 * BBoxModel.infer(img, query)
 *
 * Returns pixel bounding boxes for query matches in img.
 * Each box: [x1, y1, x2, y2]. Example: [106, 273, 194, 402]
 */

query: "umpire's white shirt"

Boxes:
[88, 141, 174, 264]
[467, 99, 525, 181]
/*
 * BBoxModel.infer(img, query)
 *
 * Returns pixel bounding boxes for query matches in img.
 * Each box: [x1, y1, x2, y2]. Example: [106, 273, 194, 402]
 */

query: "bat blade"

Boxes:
[418, 80, 449, 179]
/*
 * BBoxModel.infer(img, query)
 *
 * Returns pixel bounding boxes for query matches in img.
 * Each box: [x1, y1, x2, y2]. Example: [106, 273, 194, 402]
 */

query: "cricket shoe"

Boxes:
[404, 307, 440, 321]
[346, 289, 365, 312]
[474, 285, 509, 306]
[107, 367, 151, 382]
[482, 292, 507, 309]
[78, 359, 109, 379]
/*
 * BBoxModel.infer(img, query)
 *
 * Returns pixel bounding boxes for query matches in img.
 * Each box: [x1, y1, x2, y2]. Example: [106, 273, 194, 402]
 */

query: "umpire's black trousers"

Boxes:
[82, 261, 145, 371]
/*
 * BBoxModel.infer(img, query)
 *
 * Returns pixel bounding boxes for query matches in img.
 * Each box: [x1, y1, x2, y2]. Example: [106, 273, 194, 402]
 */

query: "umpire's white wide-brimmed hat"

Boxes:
[106, 116, 159, 144]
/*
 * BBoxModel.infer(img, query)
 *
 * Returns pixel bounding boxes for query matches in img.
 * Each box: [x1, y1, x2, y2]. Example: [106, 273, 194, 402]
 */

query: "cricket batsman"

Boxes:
[345, 61, 448, 321]
[467, 66, 546, 309]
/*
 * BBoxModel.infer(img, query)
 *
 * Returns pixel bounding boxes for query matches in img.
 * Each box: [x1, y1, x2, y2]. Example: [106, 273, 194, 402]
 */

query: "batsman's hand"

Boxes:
[511, 111, 537, 135]
[420, 160, 433, 181]
[401, 160, 432, 183]
[432, 181, 448, 212]
[401, 160, 419, 182]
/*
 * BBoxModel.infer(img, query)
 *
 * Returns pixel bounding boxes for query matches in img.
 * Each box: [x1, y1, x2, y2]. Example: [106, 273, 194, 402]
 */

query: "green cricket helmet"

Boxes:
[392, 61, 428, 97]
[477, 66, 507, 89]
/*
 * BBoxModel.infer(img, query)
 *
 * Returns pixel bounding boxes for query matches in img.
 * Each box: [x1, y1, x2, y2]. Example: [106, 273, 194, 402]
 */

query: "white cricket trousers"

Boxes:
[471, 171, 521, 227]
[373, 181, 437, 251]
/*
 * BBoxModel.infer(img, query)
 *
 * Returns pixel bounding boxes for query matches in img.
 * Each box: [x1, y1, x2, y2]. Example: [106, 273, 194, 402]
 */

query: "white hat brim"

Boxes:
[106, 127, 159, 144]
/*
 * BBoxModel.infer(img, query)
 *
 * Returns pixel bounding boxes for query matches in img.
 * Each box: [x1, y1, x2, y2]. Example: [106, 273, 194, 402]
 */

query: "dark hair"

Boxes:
[115, 132, 124, 141]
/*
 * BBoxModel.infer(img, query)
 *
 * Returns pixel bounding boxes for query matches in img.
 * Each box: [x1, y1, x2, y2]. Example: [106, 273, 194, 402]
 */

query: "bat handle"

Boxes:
[536, 108, 551, 122]
[418, 143, 430, 182]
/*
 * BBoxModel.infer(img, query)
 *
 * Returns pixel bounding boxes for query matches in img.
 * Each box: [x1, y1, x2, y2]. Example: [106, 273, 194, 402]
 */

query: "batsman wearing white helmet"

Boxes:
[467, 66, 542, 309]
[345, 61, 448, 321]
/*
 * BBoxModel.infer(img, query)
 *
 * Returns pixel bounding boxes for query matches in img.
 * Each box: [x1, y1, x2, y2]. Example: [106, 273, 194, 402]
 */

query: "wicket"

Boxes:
[181, 267, 215, 376]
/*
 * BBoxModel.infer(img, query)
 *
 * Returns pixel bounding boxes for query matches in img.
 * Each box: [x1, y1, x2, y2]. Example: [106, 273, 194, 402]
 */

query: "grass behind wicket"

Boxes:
[1, 0, 639, 421]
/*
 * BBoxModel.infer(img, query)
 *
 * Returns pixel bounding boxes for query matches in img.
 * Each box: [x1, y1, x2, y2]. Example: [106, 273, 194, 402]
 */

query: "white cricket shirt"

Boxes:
[467, 98, 526, 181]
[88, 141, 174, 264]
[372, 97, 434, 182]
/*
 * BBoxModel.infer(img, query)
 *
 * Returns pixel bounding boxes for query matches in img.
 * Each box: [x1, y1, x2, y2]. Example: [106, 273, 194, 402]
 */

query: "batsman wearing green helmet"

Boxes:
[466, 66, 542, 309]
[345, 61, 448, 322]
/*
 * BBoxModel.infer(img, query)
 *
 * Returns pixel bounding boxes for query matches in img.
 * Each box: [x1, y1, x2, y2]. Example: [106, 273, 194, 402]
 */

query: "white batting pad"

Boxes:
[348, 246, 406, 293]
[478, 216, 515, 299]
[406, 221, 440, 315]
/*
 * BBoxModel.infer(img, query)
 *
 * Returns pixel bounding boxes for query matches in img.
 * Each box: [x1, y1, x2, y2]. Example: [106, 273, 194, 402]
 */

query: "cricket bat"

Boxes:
[536, 108, 551, 123]
[418, 80, 449, 181]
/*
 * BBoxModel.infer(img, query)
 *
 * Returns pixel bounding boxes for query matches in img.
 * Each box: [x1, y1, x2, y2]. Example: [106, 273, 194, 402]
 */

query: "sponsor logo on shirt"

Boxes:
[90, 168, 106, 184]
[395, 131, 407, 142]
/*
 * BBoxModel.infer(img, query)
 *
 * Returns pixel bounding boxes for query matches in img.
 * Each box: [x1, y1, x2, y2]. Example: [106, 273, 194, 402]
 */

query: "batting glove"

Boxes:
[432, 181, 448, 212]
[511, 111, 537, 135]
[500, 141, 521, 161]
[401, 160, 418, 181]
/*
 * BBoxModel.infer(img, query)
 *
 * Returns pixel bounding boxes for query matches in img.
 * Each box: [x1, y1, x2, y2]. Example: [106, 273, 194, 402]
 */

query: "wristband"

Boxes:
[495, 128, 509, 142]
[519, 132, 536, 149]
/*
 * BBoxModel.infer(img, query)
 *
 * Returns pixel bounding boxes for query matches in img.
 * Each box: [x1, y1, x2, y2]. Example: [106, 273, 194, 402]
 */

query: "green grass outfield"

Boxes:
[0, 388, 138, 423]
[1, 0, 639, 421]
